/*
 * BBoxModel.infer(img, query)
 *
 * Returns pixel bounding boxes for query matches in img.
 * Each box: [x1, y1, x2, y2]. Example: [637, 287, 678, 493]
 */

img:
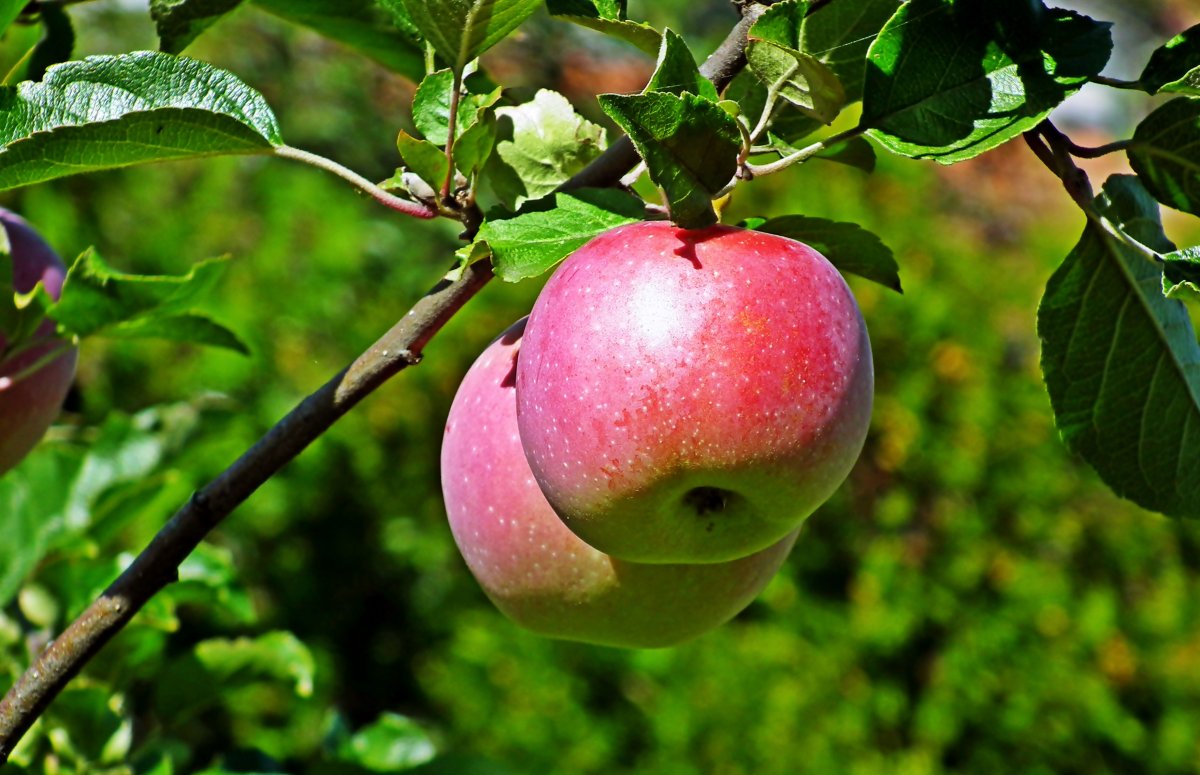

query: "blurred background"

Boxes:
[3, 1, 1200, 773]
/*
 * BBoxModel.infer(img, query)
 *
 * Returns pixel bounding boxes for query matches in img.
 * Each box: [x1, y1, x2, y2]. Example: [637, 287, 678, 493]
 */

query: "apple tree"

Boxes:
[0, 0, 1199, 771]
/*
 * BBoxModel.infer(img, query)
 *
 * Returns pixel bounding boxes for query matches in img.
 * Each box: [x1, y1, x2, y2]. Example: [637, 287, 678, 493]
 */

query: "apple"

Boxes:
[516, 220, 872, 564]
[0, 208, 78, 476]
[440, 318, 799, 648]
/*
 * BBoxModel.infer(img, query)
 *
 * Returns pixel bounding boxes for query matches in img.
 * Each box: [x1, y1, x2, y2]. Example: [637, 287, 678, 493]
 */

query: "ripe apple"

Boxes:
[440, 318, 799, 648]
[0, 208, 78, 475]
[516, 220, 872, 564]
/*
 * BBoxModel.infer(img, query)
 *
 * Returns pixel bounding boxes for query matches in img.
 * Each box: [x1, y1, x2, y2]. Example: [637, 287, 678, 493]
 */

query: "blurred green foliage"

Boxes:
[2, 2, 1200, 774]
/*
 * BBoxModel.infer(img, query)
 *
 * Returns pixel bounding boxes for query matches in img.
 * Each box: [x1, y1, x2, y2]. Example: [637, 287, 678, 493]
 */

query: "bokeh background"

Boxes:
[3, 1, 1200, 773]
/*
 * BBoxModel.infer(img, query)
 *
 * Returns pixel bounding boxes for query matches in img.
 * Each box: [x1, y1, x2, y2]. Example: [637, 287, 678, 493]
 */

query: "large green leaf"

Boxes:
[480, 188, 645, 282]
[50, 250, 248, 353]
[1038, 175, 1200, 519]
[1140, 23, 1200, 97]
[801, 0, 901, 103]
[0, 51, 282, 191]
[253, 0, 424, 81]
[861, 0, 1111, 164]
[150, 0, 245, 54]
[399, 0, 541, 72]
[598, 91, 741, 229]
[1128, 97, 1200, 216]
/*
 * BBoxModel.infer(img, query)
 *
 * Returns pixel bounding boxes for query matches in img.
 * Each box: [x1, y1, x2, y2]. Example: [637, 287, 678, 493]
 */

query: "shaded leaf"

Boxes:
[0, 0, 25, 39]
[481, 188, 645, 282]
[50, 250, 246, 353]
[150, 0, 244, 54]
[862, 0, 1112, 164]
[0, 52, 281, 191]
[598, 91, 740, 228]
[1140, 23, 1200, 97]
[400, 0, 541, 72]
[801, 0, 901, 103]
[253, 0, 424, 81]
[545, 1, 660, 55]
[750, 214, 900, 292]
[1162, 247, 1200, 301]
[1038, 175, 1200, 519]
[1128, 97, 1200, 216]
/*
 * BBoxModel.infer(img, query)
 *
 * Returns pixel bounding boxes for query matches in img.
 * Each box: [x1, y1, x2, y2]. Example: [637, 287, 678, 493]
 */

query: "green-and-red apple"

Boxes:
[516, 220, 872, 564]
[440, 318, 799, 648]
[0, 208, 78, 475]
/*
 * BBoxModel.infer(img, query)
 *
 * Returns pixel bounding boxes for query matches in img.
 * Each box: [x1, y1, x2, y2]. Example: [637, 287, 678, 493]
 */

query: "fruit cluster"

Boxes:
[0, 209, 77, 476]
[441, 220, 874, 648]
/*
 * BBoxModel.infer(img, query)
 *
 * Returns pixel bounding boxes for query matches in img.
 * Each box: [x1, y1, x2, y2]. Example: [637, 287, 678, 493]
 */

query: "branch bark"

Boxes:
[0, 4, 763, 762]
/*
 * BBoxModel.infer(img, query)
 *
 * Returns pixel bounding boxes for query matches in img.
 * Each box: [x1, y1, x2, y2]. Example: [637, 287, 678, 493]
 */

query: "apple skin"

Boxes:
[440, 318, 799, 648]
[516, 220, 872, 564]
[0, 208, 78, 476]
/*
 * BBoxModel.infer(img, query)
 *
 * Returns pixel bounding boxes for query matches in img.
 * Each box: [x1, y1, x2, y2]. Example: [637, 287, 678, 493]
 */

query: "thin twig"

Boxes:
[1062, 137, 1132, 159]
[0, 4, 765, 761]
[1089, 74, 1143, 91]
[274, 145, 438, 220]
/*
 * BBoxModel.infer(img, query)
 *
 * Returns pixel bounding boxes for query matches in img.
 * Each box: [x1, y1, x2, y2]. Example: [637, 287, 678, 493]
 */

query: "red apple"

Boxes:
[0, 208, 78, 475]
[440, 318, 799, 648]
[516, 220, 872, 564]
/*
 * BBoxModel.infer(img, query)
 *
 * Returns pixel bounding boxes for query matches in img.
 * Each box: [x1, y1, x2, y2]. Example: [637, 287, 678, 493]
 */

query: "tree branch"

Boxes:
[0, 3, 765, 762]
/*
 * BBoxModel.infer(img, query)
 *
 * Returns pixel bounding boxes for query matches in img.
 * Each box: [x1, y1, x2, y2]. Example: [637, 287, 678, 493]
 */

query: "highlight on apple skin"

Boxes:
[0, 208, 78, 476]
[516, 220, 873, 564]
[440, 318, 799, 648]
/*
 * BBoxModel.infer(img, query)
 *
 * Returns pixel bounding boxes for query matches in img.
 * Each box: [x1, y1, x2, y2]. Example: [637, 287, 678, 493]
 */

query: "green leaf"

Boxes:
[646, 29, 718, 100]
[399, 0, 541, 72]
[750, 214, 900, 292]
[0, 403, 203, 606]
[746, 3, 846, 124]
[412, 68, 501, 146]
[252, 0, 424, 81]
[453, 108, 497, 176]
[104, 313, 249, 354]
[545, 0, 661, 56]
[155, 632, 316, 720]
[599, 91, 741, 228]
[801, 0, 901, 103]
[397, 129, 450, 190]
[150, 0, 244, 54]
[1162, 247, 1200, 301]
[1140, 23, 1200, 96]
[334, 713, 437, 771]
[1128, 97, 1200, 216]
[0, 0, 25, 38]
[487, 89, 607, 210]
[480, 188, 645, 282]
[1038, 175, 1200, 520]
[862, 0, 1112, 164]
[746, 39, 844, 124]
[0, 51, 282, 191]
[49, 250, 246, 353]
